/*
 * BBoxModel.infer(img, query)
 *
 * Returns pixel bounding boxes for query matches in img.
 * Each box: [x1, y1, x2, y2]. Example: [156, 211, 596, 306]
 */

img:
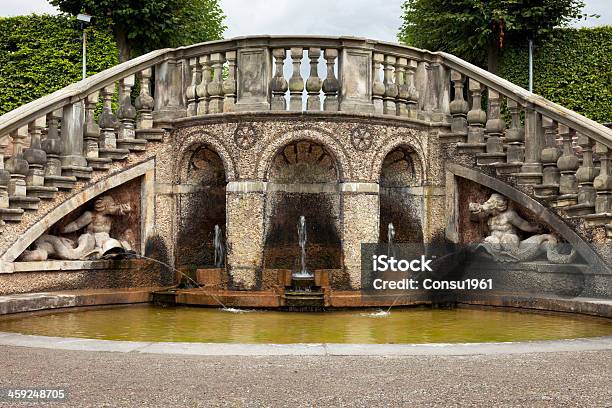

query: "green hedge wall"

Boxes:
[0, 14, 118, 115]
[499, 27, 612, 123]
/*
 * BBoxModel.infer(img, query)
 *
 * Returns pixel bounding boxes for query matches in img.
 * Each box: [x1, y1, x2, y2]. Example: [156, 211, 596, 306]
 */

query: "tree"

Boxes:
[398, 0, 589, 72]
[49, 0, 226, 62]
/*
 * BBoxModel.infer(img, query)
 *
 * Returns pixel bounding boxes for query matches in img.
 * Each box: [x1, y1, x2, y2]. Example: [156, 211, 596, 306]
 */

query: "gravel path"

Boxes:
[0, 345, 610, 407]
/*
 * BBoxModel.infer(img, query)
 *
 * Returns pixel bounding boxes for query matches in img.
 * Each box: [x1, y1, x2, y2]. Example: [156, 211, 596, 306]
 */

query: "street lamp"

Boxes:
[77, 13, 92, 80]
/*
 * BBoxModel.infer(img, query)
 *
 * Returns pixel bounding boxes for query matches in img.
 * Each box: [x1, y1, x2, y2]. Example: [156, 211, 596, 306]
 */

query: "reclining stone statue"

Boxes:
[469, 193, 576, 264]
[21, 195, 132, 261]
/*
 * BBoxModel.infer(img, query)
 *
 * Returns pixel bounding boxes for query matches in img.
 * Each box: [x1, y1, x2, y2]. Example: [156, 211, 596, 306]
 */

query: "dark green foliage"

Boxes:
[398, 0, 587, 69]
[0, 14, 118, 115]
[499, 27, 612, 123]
[49, 0, 226, 61]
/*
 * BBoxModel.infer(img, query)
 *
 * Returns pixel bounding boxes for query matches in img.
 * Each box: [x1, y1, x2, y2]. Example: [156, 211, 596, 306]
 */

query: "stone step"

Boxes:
[117, 138, 147, 152]
[9, 195, 39, 211]
[26, 185, 58, 200]
[87, 157, 113, 171]
[99, 148, 130, 161]
[45, 175, 77, 190]
[61, 165, 93, 180]
[0, 207, 24, 222]
[135, 128, 164, 142]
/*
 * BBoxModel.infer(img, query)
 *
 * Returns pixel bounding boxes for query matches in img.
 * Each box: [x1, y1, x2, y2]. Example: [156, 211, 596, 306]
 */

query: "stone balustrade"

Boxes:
[0, 35, 611, 231]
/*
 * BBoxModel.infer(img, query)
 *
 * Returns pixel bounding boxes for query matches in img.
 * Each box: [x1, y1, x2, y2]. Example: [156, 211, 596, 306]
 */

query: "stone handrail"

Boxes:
[0, 35, 610, 228]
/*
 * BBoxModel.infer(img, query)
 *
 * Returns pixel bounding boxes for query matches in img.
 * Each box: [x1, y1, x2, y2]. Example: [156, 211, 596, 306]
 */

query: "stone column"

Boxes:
[61, 100, 92, 179]
[567, 134, 596, 215]
[223, 50, 237, 112]
[271, 48, 288, 111]
[207, 53, 225, 114]
[117, 75, 146, 151]
[186, 58, 200, 117]
[430, 63, 450, 123]
[533, 117, 561, 198]
[340, 182, 379, 289]
[502, 99, 525, 173]
[306, 47, 322, 111]
[405, 59, 418, 119]
[593, 143, 612, 216]
[24, 117, 54, 199]
[288, 48, 304, 111]
[135, 68, 164, 141]
[449, 70, 468, 134]
[322, 49, 339, 112]
[225, 181, 266, 290]
[339, 42, 374, 113]
[42, 109, 75, 190]
[0, 136, 11, 210]
[457, 79, 486, 153]
[395, 57, 409, 117]
[6, 127, 37, 210]
[153, 59, 187, 126]
[196, 55, 211, 115]
[477, 89, 506, 165]
[383, 55, 398, 115]
[235, 47, 271, 111]
[555, 125, 579, 207]
[517, 106, 543, 185]
[371, 53, 385, 114]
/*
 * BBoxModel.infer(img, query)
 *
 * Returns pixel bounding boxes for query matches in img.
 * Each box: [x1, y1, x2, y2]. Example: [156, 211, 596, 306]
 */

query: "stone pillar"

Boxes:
[223, 50, 237, 112]
[517, 106, 543, 185]
[288, 48, 304, 111]
[339, 43, 373, 113]
[477, 89, 506, 165]
[567, 134, 596, 215]
[207, 53, 225, 114]
[533, 117, 561, 198]
[0, 136, 11, 210]
[593, 143, 612, 215]
[405, 59, 418, 119]
[153, 59, 186, 126]
[225, 181, 266, 290]
[24, 117, 54, 199]
[430, 63, 450, 123]
[271, 49, 288, 111]
[235, 46, 271, 111]
[340, 182, 379, 289]
[117, 75, 146, 152]
[42, 109, 74, 190]
[6, 127, 37, 210]
[98, 84, 128, 161]
[371, 53, 385, 114]
[502, 99, 525, 173]
[306, 47, 322, 111]
[322, 49, 339, 112]
[449, 70, 468, 134]
[186, 58, 200, 117]
[395, 58, 409, 117]
[61, 100, 92, 179]
[457, 79, 486, 153]
[135, 68, 164, 141]
[555, 125, 579, 207]
[383, 55, 398, 115]
[196, 55, 211, 115]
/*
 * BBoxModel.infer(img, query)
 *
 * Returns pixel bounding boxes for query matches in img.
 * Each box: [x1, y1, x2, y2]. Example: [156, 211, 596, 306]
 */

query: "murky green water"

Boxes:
[0, 305, 610, 343]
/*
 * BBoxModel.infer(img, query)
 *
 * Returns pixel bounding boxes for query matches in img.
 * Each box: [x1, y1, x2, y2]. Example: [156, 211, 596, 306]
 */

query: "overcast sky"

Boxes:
[0, 0, 609, 42]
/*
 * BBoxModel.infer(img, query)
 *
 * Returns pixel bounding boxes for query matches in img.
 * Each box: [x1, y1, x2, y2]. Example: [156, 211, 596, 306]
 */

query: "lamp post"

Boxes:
[77, 14, 92, 80]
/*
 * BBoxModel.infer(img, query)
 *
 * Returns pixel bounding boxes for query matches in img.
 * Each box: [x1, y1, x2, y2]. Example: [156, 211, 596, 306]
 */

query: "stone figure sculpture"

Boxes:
[469, 193, 576, 264]
[21, 195, 132, 261]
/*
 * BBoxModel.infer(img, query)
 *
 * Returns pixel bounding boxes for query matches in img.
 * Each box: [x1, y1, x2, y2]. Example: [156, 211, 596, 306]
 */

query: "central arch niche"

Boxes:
[379, 145, 424, 244]
[263, 140, 342, 270]
[176, 144, 226, 268]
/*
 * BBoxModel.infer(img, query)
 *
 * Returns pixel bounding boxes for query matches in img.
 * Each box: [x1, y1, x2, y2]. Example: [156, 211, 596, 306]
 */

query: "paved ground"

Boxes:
[0, 345, 611, 407]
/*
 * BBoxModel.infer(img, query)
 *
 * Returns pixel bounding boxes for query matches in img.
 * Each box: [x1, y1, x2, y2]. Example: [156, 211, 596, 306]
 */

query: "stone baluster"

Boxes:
[555, 125, 579, 207]
[6, 127, 37, 210]
[322, 49, 339, 112]
[533, 117, 561, 198]
[405, 59, 418, 119]
[372, 53, 385, 114]
[223, 51, 237, 112]
[186, 58, 200, 116]
[288, 48, 304, 111]
[117, 75, 146, 152]
[207, 53, 225, 114]
[24, 117, 56, 199]
[477, 89, 506, 165]
[517, 106, 543, 185]
[271, 49, 288, 111]
[592, 143, 612, 218]
[306, 47, 322, 111]
[99, 84, 129, 161]
[196, 55, 211, 115]
[135, 68, 163, 141]
[457, 79, 486, 153]
[83, 91, 109, 171]
[395, 58, 408, 117]
[0, 136, 11, 211]
[567, 134, 597, 215]
[41, 109, 74, 190]
[449, 70, 468, 135]
[383, 55, 398, 115]
[502, 99, 525, 171]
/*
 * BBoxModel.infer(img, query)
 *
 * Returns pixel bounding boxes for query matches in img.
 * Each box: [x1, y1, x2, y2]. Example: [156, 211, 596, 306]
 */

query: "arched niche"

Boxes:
[175, 144, 227, 268]
[379, 145, 424, 244]
[263, 140, 342, 271]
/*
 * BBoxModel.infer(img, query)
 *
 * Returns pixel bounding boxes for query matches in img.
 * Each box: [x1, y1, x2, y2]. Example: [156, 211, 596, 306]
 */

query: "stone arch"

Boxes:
[370, 129, 427, 183]
[447, 163, 610, 274]
[172, 127, 237, 182]
[256, 126, 353, 181]
[1, 159, 154, 262]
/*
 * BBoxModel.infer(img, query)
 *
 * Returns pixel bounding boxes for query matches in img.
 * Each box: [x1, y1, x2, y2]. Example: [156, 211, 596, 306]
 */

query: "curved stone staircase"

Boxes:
[0, 36, 610, 270]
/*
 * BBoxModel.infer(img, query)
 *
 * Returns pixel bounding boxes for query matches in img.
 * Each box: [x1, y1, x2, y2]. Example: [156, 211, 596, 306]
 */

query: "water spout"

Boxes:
[293, 215, 313, 278]
[213, 225, 225, 268]
[387, 222, 395, 258]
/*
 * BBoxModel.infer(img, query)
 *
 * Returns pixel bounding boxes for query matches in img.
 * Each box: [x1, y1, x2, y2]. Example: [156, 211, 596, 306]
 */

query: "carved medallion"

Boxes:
[350, 126, 373, 151]
[233, 124, 258, 150]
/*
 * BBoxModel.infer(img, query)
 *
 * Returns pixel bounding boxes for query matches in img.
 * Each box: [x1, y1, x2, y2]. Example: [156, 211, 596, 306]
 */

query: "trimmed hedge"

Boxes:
[499, 27, 612, 123]
[0, 14, 118, 115]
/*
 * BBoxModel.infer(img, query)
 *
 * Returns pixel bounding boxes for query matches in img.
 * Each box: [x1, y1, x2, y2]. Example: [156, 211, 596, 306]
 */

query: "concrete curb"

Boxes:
[0, 332, 611, 356]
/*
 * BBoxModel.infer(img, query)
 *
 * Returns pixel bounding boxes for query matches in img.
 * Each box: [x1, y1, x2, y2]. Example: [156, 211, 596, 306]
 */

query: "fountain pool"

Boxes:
[0, 305, 610, 344]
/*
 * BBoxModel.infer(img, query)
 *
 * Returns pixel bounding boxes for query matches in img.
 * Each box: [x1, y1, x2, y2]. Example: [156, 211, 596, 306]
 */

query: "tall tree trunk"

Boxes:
[113, 27, 131, 63]
[487, 39, 499, 74]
